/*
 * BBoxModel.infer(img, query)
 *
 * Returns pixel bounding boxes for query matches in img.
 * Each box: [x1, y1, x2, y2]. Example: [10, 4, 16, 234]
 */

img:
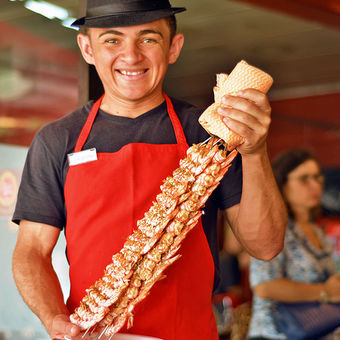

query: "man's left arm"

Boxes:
[219, 89, 287, 260]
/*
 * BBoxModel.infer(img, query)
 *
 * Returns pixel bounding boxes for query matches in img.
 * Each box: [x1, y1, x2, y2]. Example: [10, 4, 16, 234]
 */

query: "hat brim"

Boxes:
[72, 8, 186, 28]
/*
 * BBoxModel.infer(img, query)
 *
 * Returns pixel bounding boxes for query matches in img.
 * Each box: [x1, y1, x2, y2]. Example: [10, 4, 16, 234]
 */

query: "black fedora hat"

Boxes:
[72, 0, 186, 28]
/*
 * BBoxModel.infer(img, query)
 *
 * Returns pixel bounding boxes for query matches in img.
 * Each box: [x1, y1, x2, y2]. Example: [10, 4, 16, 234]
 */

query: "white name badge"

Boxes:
[68, 148, 97, 166]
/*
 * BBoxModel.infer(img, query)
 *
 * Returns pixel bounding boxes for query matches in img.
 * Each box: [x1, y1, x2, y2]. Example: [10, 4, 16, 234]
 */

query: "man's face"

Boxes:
[78, 19, 183, 106]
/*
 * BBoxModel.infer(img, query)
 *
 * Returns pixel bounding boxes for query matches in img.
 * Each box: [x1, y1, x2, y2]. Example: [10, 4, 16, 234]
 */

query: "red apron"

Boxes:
[64, 94, 218, 340]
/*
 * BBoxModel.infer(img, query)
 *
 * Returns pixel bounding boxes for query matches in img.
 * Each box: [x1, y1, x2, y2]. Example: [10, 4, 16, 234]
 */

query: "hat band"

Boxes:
[88, 0, 171, 17]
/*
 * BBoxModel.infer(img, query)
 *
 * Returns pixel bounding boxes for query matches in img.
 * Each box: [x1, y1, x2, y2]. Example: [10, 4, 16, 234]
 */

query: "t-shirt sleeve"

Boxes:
[12, 129, 66, 229]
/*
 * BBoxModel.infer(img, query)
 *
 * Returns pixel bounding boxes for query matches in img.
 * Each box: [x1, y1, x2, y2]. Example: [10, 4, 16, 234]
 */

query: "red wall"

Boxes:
[268, 92, 340, 167]
[0, 21, 78, 146]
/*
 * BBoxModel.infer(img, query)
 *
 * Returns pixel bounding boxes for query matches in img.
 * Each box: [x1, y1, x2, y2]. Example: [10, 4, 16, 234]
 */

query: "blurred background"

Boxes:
[0, 0, 339, 338]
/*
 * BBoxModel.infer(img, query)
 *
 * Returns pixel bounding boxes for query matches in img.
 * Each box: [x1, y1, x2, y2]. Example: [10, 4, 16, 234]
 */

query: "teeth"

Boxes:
[121, 70, 144, 76]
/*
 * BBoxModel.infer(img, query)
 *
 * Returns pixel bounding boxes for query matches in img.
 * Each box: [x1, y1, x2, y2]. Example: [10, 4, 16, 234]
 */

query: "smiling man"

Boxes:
[12, 1, 286, 339]
[78, 19, 184, 116]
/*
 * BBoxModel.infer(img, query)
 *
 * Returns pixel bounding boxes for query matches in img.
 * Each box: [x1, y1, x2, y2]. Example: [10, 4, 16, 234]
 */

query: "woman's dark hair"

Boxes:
[272, 149, 321, 220]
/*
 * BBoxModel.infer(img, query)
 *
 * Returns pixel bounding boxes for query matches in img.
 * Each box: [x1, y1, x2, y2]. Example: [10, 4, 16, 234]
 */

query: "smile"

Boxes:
[119, 70, 147, 76]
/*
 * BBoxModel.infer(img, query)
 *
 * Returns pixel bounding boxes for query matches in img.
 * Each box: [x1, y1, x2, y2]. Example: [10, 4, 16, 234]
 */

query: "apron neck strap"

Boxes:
[74, 95, 104, 153]
[162, 92, 188, 155]
[74, 93, 189, 153]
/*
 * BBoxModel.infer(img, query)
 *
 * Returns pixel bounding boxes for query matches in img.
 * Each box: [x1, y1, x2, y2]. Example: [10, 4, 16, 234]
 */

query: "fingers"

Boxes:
[217, 89, 272, 154]
[54, 317, 80, 335]
[325, 277, 340, 302]
[218, 105, 262, 137]
[219, 89, 271, 126]
[51, 314, 81, 339]
[236, 88, 271, 116]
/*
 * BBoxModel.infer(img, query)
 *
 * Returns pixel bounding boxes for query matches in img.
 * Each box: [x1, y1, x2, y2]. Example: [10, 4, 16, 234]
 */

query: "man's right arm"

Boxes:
[12, 220, 80, 339]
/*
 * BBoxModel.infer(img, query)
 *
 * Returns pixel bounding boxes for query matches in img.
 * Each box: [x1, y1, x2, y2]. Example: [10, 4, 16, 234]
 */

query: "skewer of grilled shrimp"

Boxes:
[70, 138, 237, 336]
[103, 142, 237, 336]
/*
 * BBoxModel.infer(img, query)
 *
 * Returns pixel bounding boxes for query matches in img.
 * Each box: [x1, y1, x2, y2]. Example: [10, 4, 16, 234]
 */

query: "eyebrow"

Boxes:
[99, 29, 164, 39]
[99, 29, 123, 38]
[138, 29, 164, 39]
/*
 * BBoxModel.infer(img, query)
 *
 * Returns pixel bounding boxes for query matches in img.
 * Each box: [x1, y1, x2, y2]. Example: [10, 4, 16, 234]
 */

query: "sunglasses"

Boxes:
[288, 173, 325, 185]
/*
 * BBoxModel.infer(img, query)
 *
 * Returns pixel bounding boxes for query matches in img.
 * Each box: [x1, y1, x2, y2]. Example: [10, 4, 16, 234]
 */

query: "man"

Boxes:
[12, 1, 287, 339]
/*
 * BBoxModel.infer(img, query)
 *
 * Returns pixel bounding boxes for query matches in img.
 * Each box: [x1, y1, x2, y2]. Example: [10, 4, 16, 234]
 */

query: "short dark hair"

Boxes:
[167, 15, 177, 42]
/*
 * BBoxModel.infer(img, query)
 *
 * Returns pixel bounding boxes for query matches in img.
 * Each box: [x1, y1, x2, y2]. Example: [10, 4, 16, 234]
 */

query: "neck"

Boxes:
[100, 91, 165, 118]
[291, 204, 311, 223]
[294, 210, 311, 226]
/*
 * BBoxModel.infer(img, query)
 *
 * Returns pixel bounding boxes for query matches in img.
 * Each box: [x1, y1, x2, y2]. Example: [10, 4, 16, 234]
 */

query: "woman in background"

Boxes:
[247, 149, 340, 340]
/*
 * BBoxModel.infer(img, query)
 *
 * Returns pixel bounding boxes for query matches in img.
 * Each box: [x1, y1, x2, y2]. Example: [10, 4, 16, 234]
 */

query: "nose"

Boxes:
[120, 41, 142, 64]
[309, 174, 324, 187]
[308, 178, 323, 198]
[310, 179, 323, 192]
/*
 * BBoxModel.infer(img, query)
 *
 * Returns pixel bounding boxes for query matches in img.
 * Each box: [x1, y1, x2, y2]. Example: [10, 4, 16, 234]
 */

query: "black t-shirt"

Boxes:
[13, 97, 242, 290]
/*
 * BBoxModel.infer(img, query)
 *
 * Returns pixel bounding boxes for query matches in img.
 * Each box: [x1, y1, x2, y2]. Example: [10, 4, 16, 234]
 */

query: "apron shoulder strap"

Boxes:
[74, 95, 104, 152]
[163, 92, 189, 155]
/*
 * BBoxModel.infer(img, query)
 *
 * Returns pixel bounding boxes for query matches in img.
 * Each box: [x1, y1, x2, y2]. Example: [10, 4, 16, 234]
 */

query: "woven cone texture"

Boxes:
[199, 60, 273, 150]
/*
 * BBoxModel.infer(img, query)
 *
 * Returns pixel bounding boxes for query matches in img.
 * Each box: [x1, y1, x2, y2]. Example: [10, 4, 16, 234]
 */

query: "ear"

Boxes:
[168, 33, 184, 65]
[77, 33, 95, 65]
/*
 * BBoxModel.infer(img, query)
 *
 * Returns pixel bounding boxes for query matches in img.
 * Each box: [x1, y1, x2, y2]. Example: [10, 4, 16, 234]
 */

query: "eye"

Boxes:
[142, 38, 157, 44]
[299, 175, 309, 184]
[106, 38, 119, 44]
[295, 174, 325, 185]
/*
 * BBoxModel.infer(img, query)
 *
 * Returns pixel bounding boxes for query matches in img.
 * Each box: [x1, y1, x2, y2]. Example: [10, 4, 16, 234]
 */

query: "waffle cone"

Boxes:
[199, 60, 273, 150]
